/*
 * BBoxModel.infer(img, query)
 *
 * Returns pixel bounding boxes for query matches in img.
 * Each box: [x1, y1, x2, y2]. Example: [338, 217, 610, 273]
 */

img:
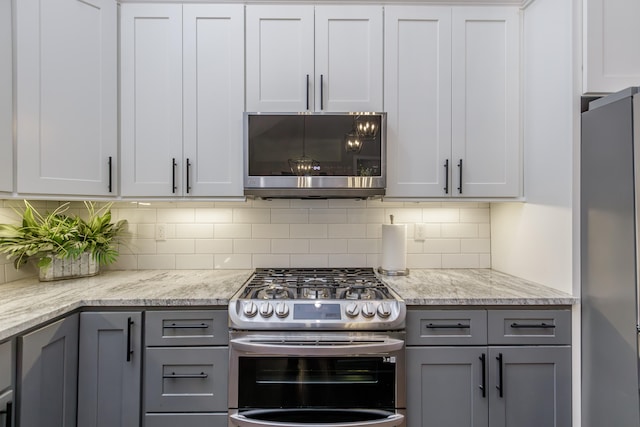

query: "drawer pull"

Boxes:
[163, 372, 208, 379]
[0, 401, 12, 427]
[510, 322, 556, 329]
[479, 353, 486, 398]
[426, 323, 470, 329]
[164, 323, 209, 329]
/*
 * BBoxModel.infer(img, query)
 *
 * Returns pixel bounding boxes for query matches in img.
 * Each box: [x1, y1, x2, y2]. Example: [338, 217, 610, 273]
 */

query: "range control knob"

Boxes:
[243, 301, 258, 318]
[361, 302, 376, 318]
[345, 302, 360, 318]
[377, 302, 392, 318]
[275, 302, 290, 318]
[260, 302, 274, 318]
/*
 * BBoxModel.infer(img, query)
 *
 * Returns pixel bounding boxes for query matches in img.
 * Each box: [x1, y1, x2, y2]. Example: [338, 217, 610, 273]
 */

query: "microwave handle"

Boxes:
[230, 413, 404, 427]
[230, 337, 404, 356]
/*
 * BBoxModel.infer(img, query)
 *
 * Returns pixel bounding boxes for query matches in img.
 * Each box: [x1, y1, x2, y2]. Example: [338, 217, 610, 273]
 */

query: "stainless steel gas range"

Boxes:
[228, 268, 407, 427]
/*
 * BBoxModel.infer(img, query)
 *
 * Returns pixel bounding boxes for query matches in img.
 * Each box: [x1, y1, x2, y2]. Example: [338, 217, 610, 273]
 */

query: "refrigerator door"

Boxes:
[581, 90, 640, 426]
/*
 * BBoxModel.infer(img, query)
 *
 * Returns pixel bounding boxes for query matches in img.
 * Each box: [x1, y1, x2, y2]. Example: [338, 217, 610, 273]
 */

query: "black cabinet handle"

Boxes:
[496, 352, 504, 398]
[479, 353, 486, 398]
[426, 322, 470, 329]
[306, 74, 310, 110]
[457, 159, 463, 194]
[108, 156, 113, 193]
[444, 159, 449, 194]
[510, 322, 556, 329]
[126, 317, 134, 362]
[163, 372, 208, 379]
[186, 158, 192, 194]
[0, 401, 12, 427]
[320, 74, 324, 110]
[172, 158, 177, 193]
[163, 322, 209, 329]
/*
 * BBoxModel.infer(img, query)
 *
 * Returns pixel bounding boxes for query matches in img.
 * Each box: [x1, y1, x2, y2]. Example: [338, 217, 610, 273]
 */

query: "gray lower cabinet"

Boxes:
[406, 308, 571, 427]
[77, 312, 142, 427]
[0, 339, 13, 427]
[144, 310, 229, 427]
[18, 314, 79, 427]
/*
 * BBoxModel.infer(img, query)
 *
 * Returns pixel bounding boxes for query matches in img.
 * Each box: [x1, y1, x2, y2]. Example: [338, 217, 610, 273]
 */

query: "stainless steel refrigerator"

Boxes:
[582, 87, 640, 426]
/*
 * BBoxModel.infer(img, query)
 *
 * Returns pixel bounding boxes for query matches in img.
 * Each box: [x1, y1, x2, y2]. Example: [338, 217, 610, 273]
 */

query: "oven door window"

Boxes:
[238, 356, 396, 410]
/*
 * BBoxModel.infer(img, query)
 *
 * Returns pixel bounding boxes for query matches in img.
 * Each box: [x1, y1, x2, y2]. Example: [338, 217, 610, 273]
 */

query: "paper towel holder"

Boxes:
[377, 267, 409, 276]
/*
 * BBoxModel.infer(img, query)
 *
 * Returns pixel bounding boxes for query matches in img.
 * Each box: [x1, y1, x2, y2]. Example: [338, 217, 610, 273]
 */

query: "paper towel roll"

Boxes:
[380, 223, 407, 273]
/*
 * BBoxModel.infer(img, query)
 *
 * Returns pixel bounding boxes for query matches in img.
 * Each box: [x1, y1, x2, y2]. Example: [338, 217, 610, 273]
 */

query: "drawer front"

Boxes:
[145, 310, 228, 346]
[0, 390, 12, 427]
[488, 309, 571, 345]
[406, 310, 487, 346]
[145, 412, 227, 427]
[0, 340, 12, 392]
[145, 347, 228, 412]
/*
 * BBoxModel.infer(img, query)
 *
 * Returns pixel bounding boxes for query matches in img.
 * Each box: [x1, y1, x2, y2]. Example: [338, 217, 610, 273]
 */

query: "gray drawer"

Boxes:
[145, 347, 228, 412]
[145, 412, 227, 427]
[406, 310, 487, 346]
[145, 310, 228, 346]
[0, 340, 12, 393]
[488, 309, 571, 345]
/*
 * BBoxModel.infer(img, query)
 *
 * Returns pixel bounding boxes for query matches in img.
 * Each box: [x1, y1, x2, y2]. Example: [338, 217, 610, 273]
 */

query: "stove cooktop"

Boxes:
[228, 268, 406, 331]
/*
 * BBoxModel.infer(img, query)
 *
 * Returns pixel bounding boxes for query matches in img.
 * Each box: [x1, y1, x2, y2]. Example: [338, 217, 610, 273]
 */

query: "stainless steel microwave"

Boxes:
[244, 112, 386, 199]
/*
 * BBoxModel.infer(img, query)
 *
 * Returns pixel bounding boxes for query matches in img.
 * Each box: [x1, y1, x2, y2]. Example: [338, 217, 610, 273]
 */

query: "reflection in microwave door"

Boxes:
[354, 156, 381, 177]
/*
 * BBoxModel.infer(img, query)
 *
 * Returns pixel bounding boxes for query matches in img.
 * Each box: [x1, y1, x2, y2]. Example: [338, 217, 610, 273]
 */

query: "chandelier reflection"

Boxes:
[288, 156, 320, 176]
[345, 115, 379, 153]
[355, 117, 379, 139]
[344, 131, 363, 153]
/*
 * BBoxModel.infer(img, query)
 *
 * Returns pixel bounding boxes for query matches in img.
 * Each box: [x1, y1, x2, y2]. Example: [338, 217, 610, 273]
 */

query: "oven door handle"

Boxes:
[229, 337, 404, 356]
[229, 413, 404, 427]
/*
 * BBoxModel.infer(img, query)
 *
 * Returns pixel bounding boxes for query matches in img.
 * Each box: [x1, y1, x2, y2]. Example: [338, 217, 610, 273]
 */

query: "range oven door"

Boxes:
[228, 333, 405, 427]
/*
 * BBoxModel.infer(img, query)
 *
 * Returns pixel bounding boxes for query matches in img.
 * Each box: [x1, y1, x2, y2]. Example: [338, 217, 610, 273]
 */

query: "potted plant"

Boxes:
[0, 201, 127, 281]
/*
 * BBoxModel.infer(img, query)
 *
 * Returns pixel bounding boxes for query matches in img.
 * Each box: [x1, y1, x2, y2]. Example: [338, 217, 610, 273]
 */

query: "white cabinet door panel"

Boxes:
[315, 6, 383, 112]
[0, 0, 12, 193]
[120, 4, 183, 197]
[451, 7, 520, 197]
[245, 6, 314, 112]
[384, 6, 452, 197]
[183, 5, 244, 197]
[16, 0, 116, 196]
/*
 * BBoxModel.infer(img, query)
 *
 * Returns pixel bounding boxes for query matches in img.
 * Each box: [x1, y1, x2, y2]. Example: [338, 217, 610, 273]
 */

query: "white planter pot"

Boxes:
[38, 252, 100, 281]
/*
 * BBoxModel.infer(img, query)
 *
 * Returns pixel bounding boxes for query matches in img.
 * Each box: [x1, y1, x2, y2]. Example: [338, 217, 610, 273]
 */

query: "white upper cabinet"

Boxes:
[385, 6, 520, 198]
[120, 4, 244, 197]
[0, 0, 12, 193]
[384, 6, 452, 198]
[584, 0, 640, 94]
[15, 0, 117, 196]
[246, 5, 383, 112]
[451, 7, 520, 198]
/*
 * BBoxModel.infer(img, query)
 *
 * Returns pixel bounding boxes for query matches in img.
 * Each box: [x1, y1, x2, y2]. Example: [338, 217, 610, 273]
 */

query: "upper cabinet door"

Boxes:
[584, 0, 640, 94]
[120, 4, 183, 197]
[314, 6, 383, 112]
[384, 6, 452, 198]
[245, 5, 314, 112]
[15, 0, 117, 196]
[451, 7, 520, 198]
[0, 0, 12, 193]
[183, 4, 244, 197]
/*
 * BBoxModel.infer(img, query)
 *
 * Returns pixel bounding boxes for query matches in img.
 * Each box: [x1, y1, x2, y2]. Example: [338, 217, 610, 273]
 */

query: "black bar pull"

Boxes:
[510, 322, 556, 329]
[0, 401, 12, 427]
[163, 372, 208, 379]
[306, 74, 310, 110]
[444, 159, 449, 194]
[496, 352, 504, 398]
[126, 317, 134, 362]
[426, 322, 470, 329]
[479, 353, 486, 398]
[164, 322, 209, 329]
[320, 74, 324, 110]
[108, 156, 113, 193]
[186, 158, 192, 194]
[172, 158, 177, 193]
[457, 159, 463, 194]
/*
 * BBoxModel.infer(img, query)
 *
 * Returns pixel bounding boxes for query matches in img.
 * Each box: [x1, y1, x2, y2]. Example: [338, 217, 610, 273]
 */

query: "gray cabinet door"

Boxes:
[78, 312, 142, 427]
[488, 346, 571, 427]
[18, 314, 78, 427]
[0, 340, 12, 393]
[406, 346, 488, 427]
[0, 390, 12, 427]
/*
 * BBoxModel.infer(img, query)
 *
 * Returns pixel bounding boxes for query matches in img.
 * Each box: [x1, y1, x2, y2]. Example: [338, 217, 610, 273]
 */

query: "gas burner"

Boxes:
[258, 283, 292, 300]
[341, 286, 376, 300]
[301, 286, 332, 299]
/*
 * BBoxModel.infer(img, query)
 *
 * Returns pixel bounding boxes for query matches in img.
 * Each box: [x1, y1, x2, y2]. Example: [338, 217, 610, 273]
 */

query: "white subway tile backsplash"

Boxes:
[0, 201, 493, 278]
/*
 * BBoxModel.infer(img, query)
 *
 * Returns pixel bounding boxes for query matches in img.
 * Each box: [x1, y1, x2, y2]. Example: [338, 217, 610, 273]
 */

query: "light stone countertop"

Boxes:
[0, 268, 577, 342]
